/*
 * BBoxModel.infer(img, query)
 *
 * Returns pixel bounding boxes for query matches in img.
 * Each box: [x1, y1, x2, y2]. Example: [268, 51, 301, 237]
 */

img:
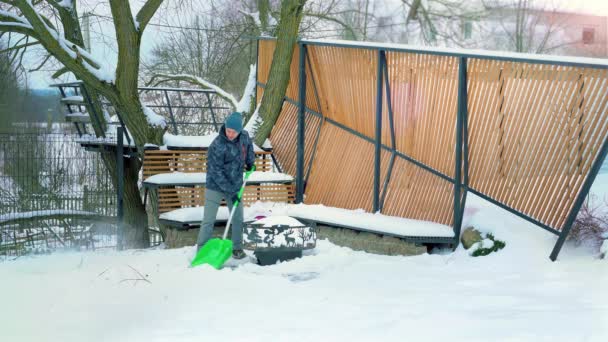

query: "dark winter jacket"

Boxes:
[205, 124, 255, 196]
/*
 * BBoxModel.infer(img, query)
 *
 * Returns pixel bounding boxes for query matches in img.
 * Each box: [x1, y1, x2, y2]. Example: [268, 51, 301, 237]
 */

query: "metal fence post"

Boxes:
[453, 57, 468, 248]
[163, 90, 179, 134]
[116, 126, 124, 250]
[379, 52, 396, 212]
[296, 44, 307, 203]
[373, 50, 385, 213]
[550, 136, 608, 261]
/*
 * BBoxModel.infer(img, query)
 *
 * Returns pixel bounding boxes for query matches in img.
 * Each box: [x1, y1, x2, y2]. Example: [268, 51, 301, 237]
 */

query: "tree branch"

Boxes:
[148, 73, 239, 110]
[51, 66, 68, 78]
[28, 52, 51, 71]
[0, 21, 37, 36]
[305, 12, 358, 40]
[9, 0, 112, 92]
[1, 8, 29, 25]
[0, 39, 39, 53]
[135, 0, 163, 32]
[109, 0, 140, 90]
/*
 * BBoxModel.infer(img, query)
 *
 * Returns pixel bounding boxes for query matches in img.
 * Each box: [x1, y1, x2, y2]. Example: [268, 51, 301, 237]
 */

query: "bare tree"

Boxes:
[144, 0, 308, 147]
[482, 0, 576, 54]
[144, 1, 255, 96]
[0, 0, 167, 248]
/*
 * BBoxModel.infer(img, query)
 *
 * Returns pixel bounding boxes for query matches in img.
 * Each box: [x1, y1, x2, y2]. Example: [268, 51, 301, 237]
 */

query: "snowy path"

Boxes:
[1, 176, 608, 341]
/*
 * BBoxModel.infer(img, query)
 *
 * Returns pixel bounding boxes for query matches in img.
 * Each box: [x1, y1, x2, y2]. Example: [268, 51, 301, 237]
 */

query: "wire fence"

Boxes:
[0, 127, 160, 259]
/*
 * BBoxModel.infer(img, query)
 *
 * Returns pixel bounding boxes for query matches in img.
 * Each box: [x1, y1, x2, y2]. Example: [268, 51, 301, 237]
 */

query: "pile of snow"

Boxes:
[253, 215, 303, 227]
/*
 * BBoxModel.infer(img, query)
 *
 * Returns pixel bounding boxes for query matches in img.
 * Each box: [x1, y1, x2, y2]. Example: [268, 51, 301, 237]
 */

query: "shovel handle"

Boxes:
[223, 169, 255, 240]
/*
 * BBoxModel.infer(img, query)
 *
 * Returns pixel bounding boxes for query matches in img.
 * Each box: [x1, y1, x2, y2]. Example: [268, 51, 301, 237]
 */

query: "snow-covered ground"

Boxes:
[1, 174, 608, 341]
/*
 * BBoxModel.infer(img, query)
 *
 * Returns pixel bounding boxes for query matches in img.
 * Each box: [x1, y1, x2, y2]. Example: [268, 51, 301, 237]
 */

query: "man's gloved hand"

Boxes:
[230, 193, 240, 204]
[246, 163, 256, 172]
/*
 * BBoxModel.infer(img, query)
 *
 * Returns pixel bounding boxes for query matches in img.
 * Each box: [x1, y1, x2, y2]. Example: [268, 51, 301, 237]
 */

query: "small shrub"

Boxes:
[568, 195, 608, 254]
[471, 233, 506, 257]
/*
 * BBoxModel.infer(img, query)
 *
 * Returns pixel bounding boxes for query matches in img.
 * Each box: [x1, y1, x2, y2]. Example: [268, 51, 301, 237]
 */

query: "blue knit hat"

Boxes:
[225, 111, 243, 133]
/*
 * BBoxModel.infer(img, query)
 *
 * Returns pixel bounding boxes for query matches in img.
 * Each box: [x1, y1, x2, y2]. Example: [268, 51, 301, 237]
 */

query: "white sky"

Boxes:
[543, 0, 608, 16]
[17, 0, 608, 89]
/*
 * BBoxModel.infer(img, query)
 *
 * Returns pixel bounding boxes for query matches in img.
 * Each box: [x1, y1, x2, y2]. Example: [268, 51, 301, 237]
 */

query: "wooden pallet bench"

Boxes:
[143, 146, 294, 230]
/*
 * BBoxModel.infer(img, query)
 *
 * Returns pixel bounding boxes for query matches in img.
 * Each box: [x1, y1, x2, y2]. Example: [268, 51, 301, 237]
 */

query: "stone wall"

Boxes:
[164, 224, 427, 256]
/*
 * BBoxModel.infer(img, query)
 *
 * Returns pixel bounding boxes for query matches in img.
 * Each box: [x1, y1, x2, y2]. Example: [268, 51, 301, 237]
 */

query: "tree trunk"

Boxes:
[105, 95, 163, 249]
[122, 157, 150, 248]
[98, 151, 150, 248]
[254, 0, 307, 147]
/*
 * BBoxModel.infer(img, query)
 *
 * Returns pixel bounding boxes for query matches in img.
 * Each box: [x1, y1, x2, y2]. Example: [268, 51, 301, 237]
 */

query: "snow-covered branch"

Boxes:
[236, 64, 257, 114]
[56, 0, 72, 9]
[3, 0, 114, 84]
[0, 20, 35, 35]
[0, 9, 30, 25]
[239, 9, 262, 27]
[0, 8, 37, 35]
[0, 40, 39, 53]
[148, 73, 240, 110]
[135, 0, 163, 32]
[142, 105, 167, 129]
[150, 64, 258, 118]
[44, 0, 73, 12]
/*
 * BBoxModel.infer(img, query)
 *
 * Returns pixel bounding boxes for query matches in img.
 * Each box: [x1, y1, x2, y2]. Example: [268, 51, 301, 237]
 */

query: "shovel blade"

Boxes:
[190, 238, 233, 269]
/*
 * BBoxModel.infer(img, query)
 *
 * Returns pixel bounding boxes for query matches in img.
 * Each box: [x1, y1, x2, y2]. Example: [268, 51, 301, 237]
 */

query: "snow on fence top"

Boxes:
[299, 38, 608, 68]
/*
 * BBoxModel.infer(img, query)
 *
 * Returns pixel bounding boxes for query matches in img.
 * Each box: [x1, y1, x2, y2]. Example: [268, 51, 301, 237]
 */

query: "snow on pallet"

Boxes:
[143, 171, 293, 187]
[163, 132, 268, 152]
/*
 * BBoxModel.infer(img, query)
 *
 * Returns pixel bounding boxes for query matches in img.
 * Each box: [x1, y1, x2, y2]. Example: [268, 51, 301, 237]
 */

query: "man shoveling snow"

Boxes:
[196, 111, 255, 260]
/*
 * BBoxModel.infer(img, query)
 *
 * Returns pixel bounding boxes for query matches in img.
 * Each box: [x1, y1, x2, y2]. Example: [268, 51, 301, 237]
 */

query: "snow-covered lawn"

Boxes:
[2, 175, 608, 341]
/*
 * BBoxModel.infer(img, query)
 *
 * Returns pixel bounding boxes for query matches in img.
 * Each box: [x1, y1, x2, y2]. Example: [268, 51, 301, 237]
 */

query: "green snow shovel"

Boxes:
[190, 167, 255, 269]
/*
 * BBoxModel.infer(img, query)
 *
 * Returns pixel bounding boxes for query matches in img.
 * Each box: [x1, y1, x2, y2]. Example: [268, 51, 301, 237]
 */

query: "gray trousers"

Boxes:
[196, 188, 243, 250]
